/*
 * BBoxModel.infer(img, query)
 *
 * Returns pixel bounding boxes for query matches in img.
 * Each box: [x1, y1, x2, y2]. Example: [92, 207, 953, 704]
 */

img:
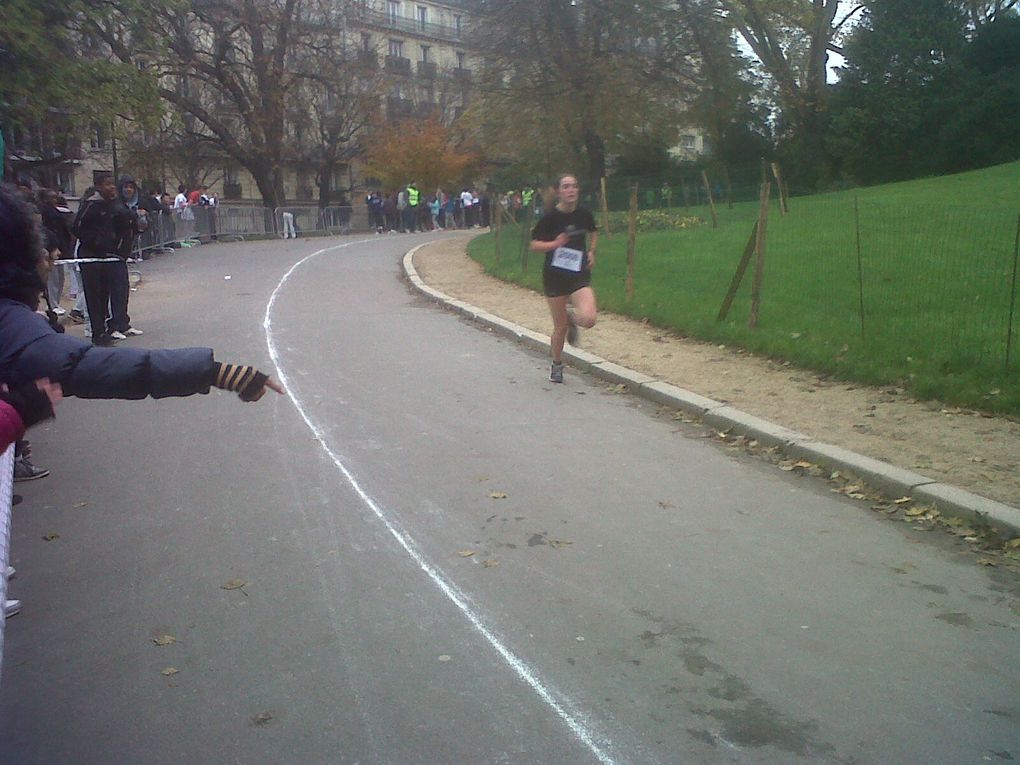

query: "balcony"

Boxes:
[453, 67, 472, 84]
[385, 55, 412, 74]
[357, 49, 378, 68]
[358, 9, 465, 43]
[417, 61, 437, 79]
[386, 97, 414, 120]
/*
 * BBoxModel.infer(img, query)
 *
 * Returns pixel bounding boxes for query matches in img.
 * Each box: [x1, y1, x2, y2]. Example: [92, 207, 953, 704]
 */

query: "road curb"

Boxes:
[403, 247, 1020, 537]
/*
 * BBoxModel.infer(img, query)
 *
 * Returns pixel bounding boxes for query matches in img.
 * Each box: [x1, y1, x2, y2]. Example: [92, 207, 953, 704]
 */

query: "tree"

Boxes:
[362, 117, 478, 193]
[83, 0, 371, 208]
[0, 0, 158, 185]
[468, 0, 690, 188]
[719, 0, 865, 185]
[826, 0, 969, 184]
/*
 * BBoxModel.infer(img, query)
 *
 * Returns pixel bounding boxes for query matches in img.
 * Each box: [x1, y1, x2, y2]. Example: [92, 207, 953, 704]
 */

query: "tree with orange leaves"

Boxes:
[362, 117, 479, 193]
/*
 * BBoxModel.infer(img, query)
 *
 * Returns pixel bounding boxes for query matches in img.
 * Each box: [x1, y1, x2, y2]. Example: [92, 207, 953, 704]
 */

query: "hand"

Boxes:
[244, 376, 285, 403]
[35, 378, 63, 411]
[587, 250, 596, 269]
[553, 233, 570, 248]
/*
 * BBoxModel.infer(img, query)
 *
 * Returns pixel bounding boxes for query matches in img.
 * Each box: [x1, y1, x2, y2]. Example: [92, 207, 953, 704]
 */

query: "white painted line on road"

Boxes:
[264, 239, 620, 765]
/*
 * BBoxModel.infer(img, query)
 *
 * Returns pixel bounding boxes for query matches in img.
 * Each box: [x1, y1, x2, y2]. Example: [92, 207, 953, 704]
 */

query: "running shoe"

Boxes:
[123, 327, 144, 336]
[6, 566, 15, 579]
[52, 306, 67, 316]
[109, 330, 128, 340]
[13, 458, 49, 482]
[68, 309, 85, 324]
[5, 600, 21, 619]
[549, 361, 565, 383]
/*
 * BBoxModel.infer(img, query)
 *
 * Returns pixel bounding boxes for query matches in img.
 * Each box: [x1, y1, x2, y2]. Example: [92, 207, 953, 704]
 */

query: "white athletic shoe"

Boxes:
[5, 599, 22, 618]
[52, 306, 67, 316]
[6, 566, 15, 579]
[109, 330, 128, 340]
[124, 327, 144, 336]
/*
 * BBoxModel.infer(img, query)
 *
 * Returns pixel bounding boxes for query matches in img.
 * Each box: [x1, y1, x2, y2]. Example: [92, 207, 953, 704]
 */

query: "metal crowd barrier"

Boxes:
[275, 206, 367, 238]
[0, 444, 12, 683]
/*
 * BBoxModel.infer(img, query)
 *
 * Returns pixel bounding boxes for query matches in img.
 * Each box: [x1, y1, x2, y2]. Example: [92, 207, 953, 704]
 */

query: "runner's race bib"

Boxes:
[551, 246, 584, 272]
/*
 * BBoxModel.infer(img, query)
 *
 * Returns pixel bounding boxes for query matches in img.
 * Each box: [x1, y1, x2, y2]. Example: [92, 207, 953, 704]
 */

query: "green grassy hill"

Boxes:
[470, 161, 1020, 415]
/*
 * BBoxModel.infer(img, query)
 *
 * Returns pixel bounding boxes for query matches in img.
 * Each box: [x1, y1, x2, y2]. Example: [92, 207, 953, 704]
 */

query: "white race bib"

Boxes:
[551, 246, 584, 272]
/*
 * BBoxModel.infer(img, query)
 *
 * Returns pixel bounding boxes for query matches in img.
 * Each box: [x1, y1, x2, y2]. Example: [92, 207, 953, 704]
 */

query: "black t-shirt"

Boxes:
[531, 207, 598, 271]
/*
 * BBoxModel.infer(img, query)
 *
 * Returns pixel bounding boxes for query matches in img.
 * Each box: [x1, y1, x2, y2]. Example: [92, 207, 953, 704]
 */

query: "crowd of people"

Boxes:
[365, 183, 494, 234]
[0, 178, 280, 620]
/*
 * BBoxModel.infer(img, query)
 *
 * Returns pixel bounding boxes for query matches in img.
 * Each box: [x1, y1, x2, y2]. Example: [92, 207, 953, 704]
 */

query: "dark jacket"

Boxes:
[0, 298, 215, 399]
[39, 202, 73, 258]
[72, 192, 136, 260]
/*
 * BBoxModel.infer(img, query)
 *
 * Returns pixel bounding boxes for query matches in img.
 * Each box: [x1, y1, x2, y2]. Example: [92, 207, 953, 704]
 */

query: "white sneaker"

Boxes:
[124, 327, 143, 336]
[52, 306, 67, 316]
[5, 599, 22, 618]
[6, 566, 15, 579]
[109, 330, 128, 340]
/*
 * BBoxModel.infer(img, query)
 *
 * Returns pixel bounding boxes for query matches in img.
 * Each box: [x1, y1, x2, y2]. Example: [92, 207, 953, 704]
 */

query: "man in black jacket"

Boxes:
[72, 173, 138, 345]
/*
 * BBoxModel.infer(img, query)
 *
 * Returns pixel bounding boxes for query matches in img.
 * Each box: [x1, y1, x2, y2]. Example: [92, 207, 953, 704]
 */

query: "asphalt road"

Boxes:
[1, 233, 1017, 765]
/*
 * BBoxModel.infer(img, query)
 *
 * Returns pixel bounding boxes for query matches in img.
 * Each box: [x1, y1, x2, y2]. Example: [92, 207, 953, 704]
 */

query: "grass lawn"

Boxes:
[470, 161, 1020, 416]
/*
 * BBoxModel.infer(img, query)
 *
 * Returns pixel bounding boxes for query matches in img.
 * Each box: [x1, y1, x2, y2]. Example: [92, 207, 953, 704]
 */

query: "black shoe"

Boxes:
[13, 458, 49, 482]
[93, 334, 117, 347]
[68, 310, 85, 324]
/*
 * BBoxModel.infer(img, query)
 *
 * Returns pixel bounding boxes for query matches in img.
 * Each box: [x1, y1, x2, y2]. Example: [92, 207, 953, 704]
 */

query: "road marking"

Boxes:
[264, 238, 619, 765]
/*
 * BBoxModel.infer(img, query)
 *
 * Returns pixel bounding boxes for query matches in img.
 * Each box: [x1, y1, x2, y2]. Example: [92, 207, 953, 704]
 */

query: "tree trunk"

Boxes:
[582, 127, 606, 195]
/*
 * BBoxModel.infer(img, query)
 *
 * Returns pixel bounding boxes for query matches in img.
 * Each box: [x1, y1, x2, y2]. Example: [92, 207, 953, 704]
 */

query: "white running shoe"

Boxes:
[124, 327, 144, 336]
[109, 330, 128, 340]
[6, 566, 15, 579]
[52, 306, 67, 316]
[5, 599, 22, 618]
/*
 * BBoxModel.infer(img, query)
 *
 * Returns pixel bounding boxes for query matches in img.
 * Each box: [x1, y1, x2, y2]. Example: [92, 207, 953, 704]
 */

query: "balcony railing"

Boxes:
[417, 61, 437, 78]
[359, 8, 465, 42]
[385, 55, 411, 74]
[453, 67, 472, 83]
[357, 49, 379, 68]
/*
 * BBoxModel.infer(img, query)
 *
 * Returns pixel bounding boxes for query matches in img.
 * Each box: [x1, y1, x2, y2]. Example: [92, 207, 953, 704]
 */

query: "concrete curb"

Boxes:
[403, 247, 1020, 537]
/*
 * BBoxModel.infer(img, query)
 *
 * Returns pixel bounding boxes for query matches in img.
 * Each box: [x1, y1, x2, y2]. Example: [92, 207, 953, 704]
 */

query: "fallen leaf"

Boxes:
[458, 550, 476, 557]
[488, 491, 508, 499]
[657, 501, 676, 509]
[161, 667, 179, 676]
[152, 635, 177, 646]
[905, 507, 927, 517]
[482, 559, 499, 568]
[893, 497, 913, 505]
[976, 558, 997, 567]
[438, 655, 451, 662]
[250, 712, 273, 727]
[1005, 538, 1020, 551]
[548, 539, 572, 549]
[42, 533, 59, 541]
[221, 578, 247, 590]
[72, 501, 88, 509]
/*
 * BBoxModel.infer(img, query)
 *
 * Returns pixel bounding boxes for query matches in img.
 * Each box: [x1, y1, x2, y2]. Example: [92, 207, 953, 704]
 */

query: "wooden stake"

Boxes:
[771, 162, 789, 214]
[701, 170, 718, 229]
[494, 193, 502, 265]
[600, 176, 611, 235]
[717, 221, 759, 323]
[749, 181, 772, 328]
[626, 184, 638, 300]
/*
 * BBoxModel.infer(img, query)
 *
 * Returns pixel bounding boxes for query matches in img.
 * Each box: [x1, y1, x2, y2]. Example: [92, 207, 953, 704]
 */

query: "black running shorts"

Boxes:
[543, 267, 591, 298]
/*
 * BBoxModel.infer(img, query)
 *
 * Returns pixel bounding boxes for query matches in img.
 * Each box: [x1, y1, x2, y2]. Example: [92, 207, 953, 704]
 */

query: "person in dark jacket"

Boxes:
[71, 173, 136, 345]
[36, 188, 73, 315]
[0, 182, 282, 404]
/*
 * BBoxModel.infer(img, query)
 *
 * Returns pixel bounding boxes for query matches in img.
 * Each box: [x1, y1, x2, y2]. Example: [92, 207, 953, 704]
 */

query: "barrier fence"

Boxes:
[0, 445, 12, 685]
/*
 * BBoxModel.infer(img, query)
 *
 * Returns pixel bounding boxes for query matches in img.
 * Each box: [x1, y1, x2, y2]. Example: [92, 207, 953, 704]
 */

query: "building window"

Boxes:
[456, 51, 466, 69]
[361, 32, 371, 51]
[387, 0, 400, 23]
[56, 168, 75, 195]
[680, 134, 696, 150]
[420, 45, 430, 63]
[389, 39, 404, 57]
[90, 124, 108, 150]
[417, 5, 428, 29]
[455, 15, 462, 34]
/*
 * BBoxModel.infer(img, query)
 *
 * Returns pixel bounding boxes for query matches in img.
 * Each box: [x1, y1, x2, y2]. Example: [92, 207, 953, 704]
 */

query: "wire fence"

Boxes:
[476, 187, 1020, 413]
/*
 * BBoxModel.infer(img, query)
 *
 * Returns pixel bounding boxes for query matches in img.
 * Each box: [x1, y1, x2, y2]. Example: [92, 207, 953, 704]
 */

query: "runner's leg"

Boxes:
[547, 295, 569, 362]
[569, 286, 597, 329]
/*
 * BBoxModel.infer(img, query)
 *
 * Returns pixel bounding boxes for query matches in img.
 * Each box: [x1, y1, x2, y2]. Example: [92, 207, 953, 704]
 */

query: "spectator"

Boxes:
[0, 182, 283, 404]
[71, 173, 139, 345]
[36, 189, 73, 316]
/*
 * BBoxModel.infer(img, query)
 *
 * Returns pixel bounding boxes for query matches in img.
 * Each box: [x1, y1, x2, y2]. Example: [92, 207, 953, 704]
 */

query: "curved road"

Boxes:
[1, 233, 1017, 764]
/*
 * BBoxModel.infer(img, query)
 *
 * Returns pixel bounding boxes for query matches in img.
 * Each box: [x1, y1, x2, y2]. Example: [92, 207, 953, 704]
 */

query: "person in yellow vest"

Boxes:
[406, 182, 420, 233]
